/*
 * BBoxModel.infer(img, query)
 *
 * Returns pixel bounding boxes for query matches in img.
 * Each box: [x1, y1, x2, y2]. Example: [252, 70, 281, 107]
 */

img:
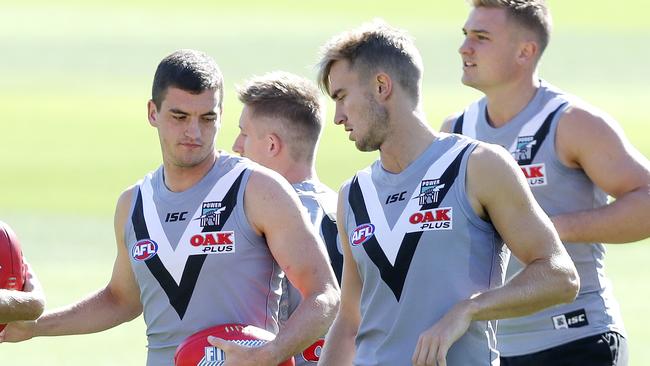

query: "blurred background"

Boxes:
[1, 0, 648, 364]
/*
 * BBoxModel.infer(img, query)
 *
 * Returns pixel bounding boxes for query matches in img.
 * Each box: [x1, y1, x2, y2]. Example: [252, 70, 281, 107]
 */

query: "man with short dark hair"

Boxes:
[233, 71, 343, 365]
[316, 20, 579, 366]
[442, 1, 650, 365]
[0, 50, 340, 366]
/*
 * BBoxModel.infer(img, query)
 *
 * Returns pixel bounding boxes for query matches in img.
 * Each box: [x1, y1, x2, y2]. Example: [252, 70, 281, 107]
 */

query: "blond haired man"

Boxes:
[317, 20, 579, 366]
[233, 71, 343, 365]
[442, 1, 650, 364]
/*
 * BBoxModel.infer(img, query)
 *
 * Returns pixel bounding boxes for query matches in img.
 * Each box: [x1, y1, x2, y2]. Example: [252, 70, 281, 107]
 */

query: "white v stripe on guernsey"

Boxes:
[356, 139, 470, 265]
[461, 96, 567, 147]
[505, 96, 566, 153]
[139, 164, 246, 284]
[460, 102, 480, 138]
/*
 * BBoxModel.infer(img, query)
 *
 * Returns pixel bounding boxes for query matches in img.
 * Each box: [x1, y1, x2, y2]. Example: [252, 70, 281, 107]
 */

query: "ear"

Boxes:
[517, 40, 538, 65]
[267, 133, 282, 157]
[147, 100, 158, 127]
[375, 73, 393, 101]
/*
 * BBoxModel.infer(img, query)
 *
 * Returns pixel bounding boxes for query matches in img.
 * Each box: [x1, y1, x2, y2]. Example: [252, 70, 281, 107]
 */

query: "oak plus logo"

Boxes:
[408, 207, 453, 231]
[520, 163, 547, 187]
[189, 231, 235, 254]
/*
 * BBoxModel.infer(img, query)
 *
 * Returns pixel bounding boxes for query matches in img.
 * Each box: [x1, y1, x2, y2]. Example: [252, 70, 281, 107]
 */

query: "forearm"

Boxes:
[262, 286, 339, 363]
[552, 187, 650, 244]
[0, 289, 45, 322]
[319, 313, 357, 366]
[467, 257, 579, 321]
[35, 286, 141, 337]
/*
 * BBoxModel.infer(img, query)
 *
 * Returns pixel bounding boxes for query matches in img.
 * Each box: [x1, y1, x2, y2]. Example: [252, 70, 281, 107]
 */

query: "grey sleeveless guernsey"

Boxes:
[343, 134, 507, 365]
[125, 153, 284, 366]
[452, 80, 626, 356]
[280, 180, 341, 365]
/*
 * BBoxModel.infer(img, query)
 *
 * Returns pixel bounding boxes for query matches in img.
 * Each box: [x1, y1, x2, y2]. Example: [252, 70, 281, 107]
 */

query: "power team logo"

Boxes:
[513, 136, 537, 162]
[520, 163, 547, 187]
[132, 239, 158, 261]
[414, 179, 445, 205]
[408, 207, 453, 231]
[195, 201, 227, 229]
[350, 223, 375, 246]
[189, 231, 236, 254]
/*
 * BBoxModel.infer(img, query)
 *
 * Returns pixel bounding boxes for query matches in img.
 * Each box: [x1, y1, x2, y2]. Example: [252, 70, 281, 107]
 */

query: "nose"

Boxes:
[459, 37, 471, 56]
[185, 117, 201, 139]
[232, 134, 244, 155]
[334, 104, 346, 126]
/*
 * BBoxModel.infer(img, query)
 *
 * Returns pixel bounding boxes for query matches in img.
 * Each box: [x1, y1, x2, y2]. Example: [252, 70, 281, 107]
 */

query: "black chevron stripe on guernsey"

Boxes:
[517, 104, 565, 166]
[131, 170, 245, 319]
[453, 113, 465, 134]
[321, 213, 342, 284]
[348, 144, 471, 301]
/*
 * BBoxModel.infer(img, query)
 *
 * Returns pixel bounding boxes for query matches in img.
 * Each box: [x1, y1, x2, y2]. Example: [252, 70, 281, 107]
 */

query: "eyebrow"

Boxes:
[169, 108, 218, 117]
[463, 27, 490, 36]
[330, 88, 342, 100]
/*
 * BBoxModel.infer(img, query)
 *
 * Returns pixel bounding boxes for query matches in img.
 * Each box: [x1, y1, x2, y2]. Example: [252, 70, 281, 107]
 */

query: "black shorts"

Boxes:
[500, 331, 628, 366]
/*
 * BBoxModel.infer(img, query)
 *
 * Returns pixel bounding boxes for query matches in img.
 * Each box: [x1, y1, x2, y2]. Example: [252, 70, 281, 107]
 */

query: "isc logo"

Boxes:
[350, 224, 375, 246]
[189, 231, 235, 254]
[132, 239, 158, 261]
[520, 163, 547, 187]
[552, 309, 589, 329]
[409, 208, 452, 231]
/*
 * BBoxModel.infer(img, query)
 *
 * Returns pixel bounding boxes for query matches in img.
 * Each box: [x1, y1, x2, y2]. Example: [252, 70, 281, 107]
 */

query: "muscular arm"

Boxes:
[319, 186, 361, 366]
[1, 188, 143, 342]
[0, 263, 45, 323]
[412, 144, 579, 366]
[214, 168, 339, 365]
[463, 144, 579, 319]
[553, 105, 650, 243]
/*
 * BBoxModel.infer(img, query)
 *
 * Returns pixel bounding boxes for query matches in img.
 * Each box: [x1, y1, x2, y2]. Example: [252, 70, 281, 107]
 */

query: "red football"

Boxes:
[0, 221, 27, 332]
[174, 323, 295, 366]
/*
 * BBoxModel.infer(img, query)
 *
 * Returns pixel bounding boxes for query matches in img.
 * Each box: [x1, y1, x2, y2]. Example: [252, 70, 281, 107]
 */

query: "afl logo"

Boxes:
[350, 223, 375, 246]
[132, 239, 158, 261]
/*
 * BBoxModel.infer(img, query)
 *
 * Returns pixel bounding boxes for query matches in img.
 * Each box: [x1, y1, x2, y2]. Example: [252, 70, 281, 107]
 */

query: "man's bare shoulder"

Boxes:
[559, 98, 623, 135]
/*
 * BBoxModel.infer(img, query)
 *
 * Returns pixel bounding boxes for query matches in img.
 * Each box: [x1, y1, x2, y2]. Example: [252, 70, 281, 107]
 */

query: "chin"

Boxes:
[461, 75, 475, 87]
[355, 140, 380, 152]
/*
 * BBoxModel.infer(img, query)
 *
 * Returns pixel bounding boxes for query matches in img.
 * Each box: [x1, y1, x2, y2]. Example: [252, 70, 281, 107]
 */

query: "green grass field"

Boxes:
[1, 1, 648, 364]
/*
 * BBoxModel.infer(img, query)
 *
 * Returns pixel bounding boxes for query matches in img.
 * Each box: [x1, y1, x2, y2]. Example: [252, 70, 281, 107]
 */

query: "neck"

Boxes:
[484, 76, 540, 128]
[276, 160, 316, 184]
[379, 110, 436, 174]
[163, 151, 218, 192]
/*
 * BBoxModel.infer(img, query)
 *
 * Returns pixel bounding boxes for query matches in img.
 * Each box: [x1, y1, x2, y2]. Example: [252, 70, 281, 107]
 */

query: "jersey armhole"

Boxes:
[454, 143, 497, 232]
[233, 168, 267, 249]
